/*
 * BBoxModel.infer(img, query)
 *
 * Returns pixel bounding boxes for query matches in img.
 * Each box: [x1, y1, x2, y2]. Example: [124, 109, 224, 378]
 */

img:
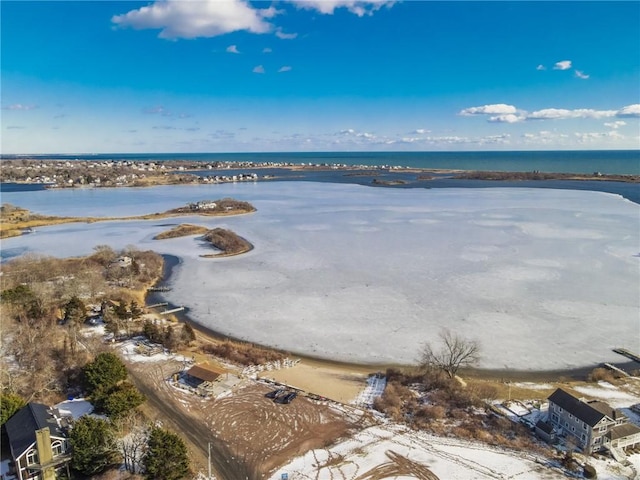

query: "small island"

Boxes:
[166, 198, 255, 216]
[372, 178, 407, 186]
[153, 224, 209, 240]
[200, 228, 253, 257]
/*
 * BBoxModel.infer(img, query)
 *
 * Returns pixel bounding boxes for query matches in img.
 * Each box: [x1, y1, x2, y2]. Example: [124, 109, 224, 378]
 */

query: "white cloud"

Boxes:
[226, 44, 240, 54]
[479, 134, 510, 144]
[574, 70, 589, 80]
[521, 130, 569, 145]
[460, 103, 640, 123]
[3, 104, 38, 111]
[536, 64, 546, 71]
[616, 104, 640, 117]
[278, 66, 292, 73]
[553, 60, 572, 70]
[604, 121, 626, 129]
[263, 47, 272, 53]
[488, 114, 522, 123]
[574, 130, 624, 142]
[112, 0, 275, 39]
[290, 0, 395, 16]
[275, 28, 298, 40]
[459, 104, 517, 116]
[253, 65, 265, 74]
[527, 108, 617, 120]
[413, 128, 430, 134]
[143, 105, 170, 115]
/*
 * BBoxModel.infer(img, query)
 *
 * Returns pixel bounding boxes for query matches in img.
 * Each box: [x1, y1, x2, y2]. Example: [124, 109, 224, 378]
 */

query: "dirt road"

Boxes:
[129, 362, 256, 480]
[128, 358, 363, 480]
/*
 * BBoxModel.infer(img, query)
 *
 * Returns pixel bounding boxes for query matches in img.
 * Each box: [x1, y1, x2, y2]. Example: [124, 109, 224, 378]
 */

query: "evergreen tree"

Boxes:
[130, 300, 143, 319]
[143, 427, 190, 480]
[83, 352, 127, 395]
[164, 325, 177, 351]
[100, 382, 145, 418]
[0, 392, 25, 425]
[143, 319, 161, 343]
[180, 323, 196, 345]
[113, 301, 129, 321]
[70, 416, 120, 476]
[64, 296, 86, 324]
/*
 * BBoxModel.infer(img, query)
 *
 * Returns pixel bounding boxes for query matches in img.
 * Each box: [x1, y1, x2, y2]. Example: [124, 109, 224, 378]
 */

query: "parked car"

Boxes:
[275, 391, 297, 404]
[265, 388, 285, 399]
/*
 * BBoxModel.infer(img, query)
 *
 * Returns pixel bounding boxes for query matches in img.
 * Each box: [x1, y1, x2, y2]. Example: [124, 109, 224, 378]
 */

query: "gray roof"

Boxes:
[607, 423, 640, 441]
[589, 401, 626, 422]
[535, 419, 555, 434]
[4, 403, 65, 458]
[548, 388, 609, 427]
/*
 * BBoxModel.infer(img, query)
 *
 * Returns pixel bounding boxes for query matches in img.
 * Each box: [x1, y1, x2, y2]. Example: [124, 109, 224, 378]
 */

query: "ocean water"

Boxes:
[2, 150, 639, 174]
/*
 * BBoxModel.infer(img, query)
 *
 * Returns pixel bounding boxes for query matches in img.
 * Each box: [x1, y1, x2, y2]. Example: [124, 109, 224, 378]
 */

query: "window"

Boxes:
[52, 440, 64, 456]
[581, 433, 586, 441]
[599, 426, 607, 433]
[551, 414, 558, 423]
[582, 422, 587, 430]
[571, 426, 575, 432]
[568, 414, 574, 419]
[26, 449, 38, 465]
[565, 422, 569, 427]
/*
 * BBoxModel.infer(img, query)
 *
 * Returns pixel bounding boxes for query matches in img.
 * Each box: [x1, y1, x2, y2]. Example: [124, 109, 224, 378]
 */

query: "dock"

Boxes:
[147, 302, 169, 308]
[603, 363, 630, 377]
[160, 306, 185, 315]
[612, 348, 640, 364]
[148, 286, 171, 292]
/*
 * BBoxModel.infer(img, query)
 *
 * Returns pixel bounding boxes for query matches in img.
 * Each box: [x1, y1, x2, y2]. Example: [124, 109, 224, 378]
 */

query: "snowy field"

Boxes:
[2, 182, 638, 370]
[270, 421, 638, 480]
[271, 423, 566, 480]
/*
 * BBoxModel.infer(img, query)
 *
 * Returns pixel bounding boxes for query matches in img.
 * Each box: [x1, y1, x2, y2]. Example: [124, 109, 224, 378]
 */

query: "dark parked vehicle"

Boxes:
[265, 388, 285, 399]
[275, 391, 297, 404]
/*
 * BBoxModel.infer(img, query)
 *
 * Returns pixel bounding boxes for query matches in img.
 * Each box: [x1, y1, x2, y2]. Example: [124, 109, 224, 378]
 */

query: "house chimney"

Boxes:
[35, 427, 55, 480]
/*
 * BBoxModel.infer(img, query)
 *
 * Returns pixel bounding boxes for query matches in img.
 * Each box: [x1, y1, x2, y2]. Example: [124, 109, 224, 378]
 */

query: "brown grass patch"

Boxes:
[201, 340, 286, 366]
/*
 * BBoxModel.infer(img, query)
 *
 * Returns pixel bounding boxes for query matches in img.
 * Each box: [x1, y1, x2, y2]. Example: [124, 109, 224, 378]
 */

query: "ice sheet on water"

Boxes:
[3, 183, 638, 370]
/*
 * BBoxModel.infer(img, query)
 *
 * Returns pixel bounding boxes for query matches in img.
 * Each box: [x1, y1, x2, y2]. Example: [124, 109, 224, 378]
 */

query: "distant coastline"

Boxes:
[1, 149, 639, 175]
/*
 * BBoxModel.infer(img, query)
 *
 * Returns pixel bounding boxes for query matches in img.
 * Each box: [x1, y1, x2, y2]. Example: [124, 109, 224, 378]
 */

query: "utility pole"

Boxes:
[208, 442, 212, 480]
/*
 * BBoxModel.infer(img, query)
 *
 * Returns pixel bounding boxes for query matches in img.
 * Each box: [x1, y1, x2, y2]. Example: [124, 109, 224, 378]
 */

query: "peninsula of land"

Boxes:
[0, 198, 255, 239]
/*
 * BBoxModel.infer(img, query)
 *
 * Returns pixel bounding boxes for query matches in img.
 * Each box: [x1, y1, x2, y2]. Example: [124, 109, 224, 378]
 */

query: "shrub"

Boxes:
[583, 463, 597, 479]
[415, 405, 445, 422]
[587, 367, 616, 383]
[201, 340, 285, 366]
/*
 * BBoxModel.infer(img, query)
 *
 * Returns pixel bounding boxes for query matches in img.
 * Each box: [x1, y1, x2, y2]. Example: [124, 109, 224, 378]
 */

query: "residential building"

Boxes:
[546, 388, 640, 455]
[4, 403, 71, 480]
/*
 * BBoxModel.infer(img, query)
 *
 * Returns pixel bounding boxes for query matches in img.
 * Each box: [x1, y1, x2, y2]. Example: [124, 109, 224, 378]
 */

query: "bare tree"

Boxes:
[115, 412, 149, 473]
[420, 329, 480, 378]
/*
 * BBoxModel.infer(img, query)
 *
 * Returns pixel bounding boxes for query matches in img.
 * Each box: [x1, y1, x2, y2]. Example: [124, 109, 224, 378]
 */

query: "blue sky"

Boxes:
[1, 1, 639, 153]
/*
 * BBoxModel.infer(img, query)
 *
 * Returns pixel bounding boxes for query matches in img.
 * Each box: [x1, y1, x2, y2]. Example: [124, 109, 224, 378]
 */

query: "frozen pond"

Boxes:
[2, 182, 639, 370]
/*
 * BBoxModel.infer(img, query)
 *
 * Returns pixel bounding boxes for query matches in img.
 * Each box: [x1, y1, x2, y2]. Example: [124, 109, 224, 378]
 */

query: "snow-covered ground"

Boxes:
[55, 398, 94, 419]
[3, 182, 638, 371]
[352, 374, 387, 407]
[271, 421, 639, 480]
[271, 423, 565, 480]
